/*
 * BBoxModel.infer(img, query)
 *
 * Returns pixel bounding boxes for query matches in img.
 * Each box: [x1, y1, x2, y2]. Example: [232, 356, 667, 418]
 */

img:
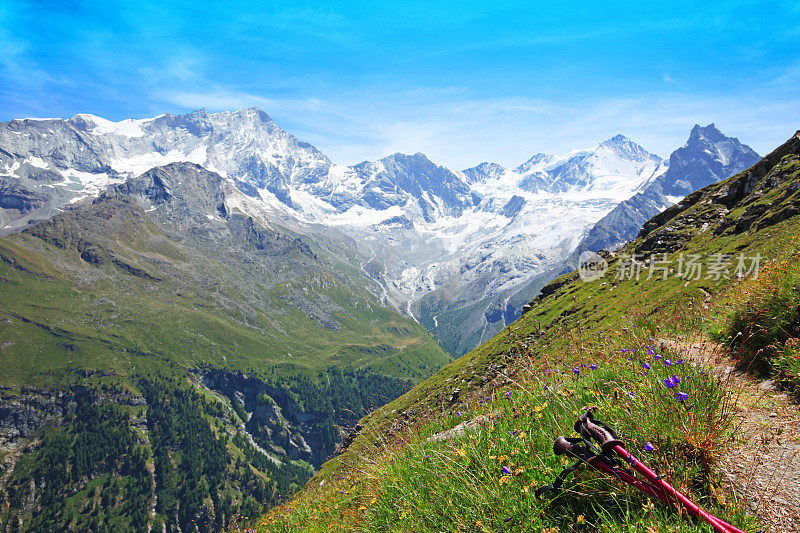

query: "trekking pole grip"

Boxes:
[553, 436, 596, 462]
[576, 411, 623, 454]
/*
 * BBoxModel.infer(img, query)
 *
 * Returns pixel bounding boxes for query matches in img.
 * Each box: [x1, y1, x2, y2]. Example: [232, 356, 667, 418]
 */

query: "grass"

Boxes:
[710, 243, 800, 392]
[0, 212, 450, 387]
[247, 323, 754, 532]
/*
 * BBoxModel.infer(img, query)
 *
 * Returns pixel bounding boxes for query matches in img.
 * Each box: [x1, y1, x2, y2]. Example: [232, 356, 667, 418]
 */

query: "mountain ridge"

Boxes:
[0, 110, 759, 355]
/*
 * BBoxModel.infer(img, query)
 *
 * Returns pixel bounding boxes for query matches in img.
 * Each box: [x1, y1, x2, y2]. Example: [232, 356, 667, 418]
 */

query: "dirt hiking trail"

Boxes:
[667, 338, 800, 532]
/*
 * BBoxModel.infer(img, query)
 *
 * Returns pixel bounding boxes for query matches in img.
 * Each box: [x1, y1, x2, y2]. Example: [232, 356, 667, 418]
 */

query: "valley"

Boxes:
[0, 107, 775, 532]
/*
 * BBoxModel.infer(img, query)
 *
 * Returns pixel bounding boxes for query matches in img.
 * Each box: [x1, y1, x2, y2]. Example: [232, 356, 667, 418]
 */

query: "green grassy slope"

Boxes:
[253, 131, 800, 532]
[0, 195, 447, 386]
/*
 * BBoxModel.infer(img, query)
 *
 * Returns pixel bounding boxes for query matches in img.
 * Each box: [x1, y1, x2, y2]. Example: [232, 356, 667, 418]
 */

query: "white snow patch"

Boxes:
[73, 113, 162, 138]
[665, 195, 683, 205]
[324, 204, 405, 227]
[110, 146, 207, 176]
[25, 156, 50, 169]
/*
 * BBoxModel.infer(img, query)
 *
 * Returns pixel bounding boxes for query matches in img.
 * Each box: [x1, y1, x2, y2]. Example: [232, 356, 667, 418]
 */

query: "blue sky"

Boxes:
[1, 1, 799, 168]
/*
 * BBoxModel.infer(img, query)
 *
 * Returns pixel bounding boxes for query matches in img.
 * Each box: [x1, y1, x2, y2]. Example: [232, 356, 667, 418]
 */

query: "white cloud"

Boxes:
[154, 84, 800, 169]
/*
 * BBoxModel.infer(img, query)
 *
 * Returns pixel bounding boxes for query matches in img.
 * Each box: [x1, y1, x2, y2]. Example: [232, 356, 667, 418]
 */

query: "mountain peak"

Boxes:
[233, 106, 274, 123]
[605, 133, 631, 144]
[661, 124, 760, 197]
[688, 123, 726, 144]
[598, 134, 657, 162]
[461, 162, 506, 183]
[382, 152, 434, 165]
[514, 153, 552, 173]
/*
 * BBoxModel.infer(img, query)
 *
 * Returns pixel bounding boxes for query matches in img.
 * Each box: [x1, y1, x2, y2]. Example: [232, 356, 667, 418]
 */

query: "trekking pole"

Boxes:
[541, 436, 676, 507]
[576, 410, 745, 533]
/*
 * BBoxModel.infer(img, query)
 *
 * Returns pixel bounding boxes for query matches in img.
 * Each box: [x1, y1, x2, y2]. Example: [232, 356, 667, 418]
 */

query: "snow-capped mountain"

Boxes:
[567, 124, 762, 259]
[0, 109, 758, 353]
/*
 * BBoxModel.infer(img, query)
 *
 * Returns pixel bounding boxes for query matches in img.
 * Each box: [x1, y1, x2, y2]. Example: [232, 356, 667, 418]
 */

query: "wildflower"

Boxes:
[672, 375, 680, 384]
[654, 354, 662, 360]
[457, 411, 462, 417]
[457, 447, 467, 457]
[502, 465, 512, 474]
[572, 367, 580, 376]
[590, 363, 598, 370]
[577, 515, 586, 524]
[509, 430, 517, 436]
[644, 442, 654, 452]
[676, 392, 689, 402]
[676, 359, 685, 365]
[664, 359, 672, 366]
[643, 498, 655, 513]
[505, 391, 512, 399]
[643, 362, 651, 370]
[499, 475, 511, 485]
[664, 378, 675, 388]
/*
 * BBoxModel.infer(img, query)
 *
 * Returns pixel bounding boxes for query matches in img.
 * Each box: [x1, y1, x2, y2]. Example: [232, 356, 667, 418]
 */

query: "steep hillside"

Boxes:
[254, 130, 800, 532]
[0, 162, 450, 531]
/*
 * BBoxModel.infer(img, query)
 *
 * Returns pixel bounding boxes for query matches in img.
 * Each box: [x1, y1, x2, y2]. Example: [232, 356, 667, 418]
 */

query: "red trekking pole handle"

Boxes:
[576, 411, 744, 533]
[552, 436, 675, 506]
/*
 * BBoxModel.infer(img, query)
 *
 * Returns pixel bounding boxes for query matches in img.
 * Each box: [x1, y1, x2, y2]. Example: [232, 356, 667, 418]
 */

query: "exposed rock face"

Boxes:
[661, 124, 761, 197]
[635, 131, 800, 256]
[0, 181, 48, 213]
[0, 385, 145, 451]
[200, 370, 338, 466]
